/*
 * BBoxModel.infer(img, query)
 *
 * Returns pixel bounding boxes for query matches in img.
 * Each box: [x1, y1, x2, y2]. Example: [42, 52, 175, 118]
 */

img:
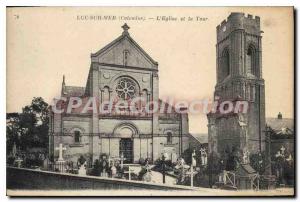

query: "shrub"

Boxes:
[138, 166, 148, 180]
[7, 156, 15, 166]
[249, 152, 266, 174]
[139, 158, 145, 165]
[152, 158, 173, 172]
[78, 155, 86, 165]
[90, 159, 101, 176]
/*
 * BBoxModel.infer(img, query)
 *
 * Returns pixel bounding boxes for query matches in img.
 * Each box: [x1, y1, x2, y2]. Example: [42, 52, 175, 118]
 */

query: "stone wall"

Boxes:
[7, 167, 190, 191]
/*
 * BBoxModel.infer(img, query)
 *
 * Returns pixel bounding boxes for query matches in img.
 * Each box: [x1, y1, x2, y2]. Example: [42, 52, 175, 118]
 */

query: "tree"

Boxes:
[6, 113, 21, 154]
[182, 147, 202, 166]
[6, 97, 49, 153]
[250, 152, 266, 175]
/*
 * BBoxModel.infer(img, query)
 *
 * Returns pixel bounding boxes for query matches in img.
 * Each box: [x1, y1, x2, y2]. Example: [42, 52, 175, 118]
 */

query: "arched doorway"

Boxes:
[119, 127, 133, 163]
[114, 124, 138, 163]
[119, 138, 133, 163]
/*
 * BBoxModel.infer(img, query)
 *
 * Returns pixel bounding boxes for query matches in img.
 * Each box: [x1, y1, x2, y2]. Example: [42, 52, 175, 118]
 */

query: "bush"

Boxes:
[152, 158, 174, 172]
[90, 159, 101, 176]
[24, 157, 42, 168]
[249, 152, 266, 175]
[99, 153, 108, 160]
[138, 166, 148, 180]
[139, 158, 145, 165]
[7, 156, 15, 166]
[78, 155, 86, 165]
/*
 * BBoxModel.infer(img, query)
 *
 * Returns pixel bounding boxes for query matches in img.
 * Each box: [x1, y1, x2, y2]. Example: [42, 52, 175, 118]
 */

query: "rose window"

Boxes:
[115, 78, 137, 100]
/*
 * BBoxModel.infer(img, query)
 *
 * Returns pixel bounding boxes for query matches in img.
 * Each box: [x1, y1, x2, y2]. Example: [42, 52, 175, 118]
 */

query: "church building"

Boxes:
[207, 13, 266, 162]
[49, 24, 190, 164]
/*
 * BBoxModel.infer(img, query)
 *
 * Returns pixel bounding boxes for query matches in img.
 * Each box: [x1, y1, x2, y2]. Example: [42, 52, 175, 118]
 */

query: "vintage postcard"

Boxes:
[6, 7, 294, 196]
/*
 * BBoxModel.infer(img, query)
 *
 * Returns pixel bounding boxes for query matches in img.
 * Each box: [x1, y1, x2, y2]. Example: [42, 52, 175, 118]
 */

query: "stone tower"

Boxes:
[208, 13, 266, 159]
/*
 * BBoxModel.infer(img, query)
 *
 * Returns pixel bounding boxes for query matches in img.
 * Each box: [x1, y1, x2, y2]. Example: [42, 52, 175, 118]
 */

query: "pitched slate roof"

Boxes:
[190, 133, 208, 143]
[63, 86, 85, 97]
[266, 117, 294, 135]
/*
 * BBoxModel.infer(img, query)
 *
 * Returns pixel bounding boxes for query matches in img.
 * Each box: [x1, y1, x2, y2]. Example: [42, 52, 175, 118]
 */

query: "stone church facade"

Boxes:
[207, 13, 266, 159]
[49, 24, 189, 164]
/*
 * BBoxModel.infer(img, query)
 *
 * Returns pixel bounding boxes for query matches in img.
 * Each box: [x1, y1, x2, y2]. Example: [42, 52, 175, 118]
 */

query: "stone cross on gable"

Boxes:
[55, 143, 67, 161]
[122, 23, 130, 35]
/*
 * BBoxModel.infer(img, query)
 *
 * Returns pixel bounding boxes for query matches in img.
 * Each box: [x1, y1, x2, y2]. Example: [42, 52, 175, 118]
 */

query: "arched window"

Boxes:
[246, 45, 257, 76]
[103, 86, 110, 102]
[221, 48, 230, 79]
[74, 131, 81, 143]
[142, 89, 148, 107]
[167, 132, 172, 144]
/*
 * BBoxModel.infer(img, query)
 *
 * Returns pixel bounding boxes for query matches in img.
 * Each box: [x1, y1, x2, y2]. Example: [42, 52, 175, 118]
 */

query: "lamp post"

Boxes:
[162, 153, 166, 184]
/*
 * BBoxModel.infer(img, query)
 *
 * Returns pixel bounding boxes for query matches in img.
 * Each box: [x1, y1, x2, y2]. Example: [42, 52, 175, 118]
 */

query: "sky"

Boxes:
[6, 7, 294, 133]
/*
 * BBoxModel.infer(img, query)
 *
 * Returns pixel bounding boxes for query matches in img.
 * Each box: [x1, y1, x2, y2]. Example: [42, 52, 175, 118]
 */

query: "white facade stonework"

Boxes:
[49, 24, 189, 163]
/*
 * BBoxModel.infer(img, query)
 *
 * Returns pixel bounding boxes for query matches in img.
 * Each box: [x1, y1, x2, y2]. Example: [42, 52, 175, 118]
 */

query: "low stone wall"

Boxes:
[7, 167, 191, 190]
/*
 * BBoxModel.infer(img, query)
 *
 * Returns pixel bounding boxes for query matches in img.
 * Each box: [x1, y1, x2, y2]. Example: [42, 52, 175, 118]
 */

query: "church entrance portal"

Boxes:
[119, 138, 133, 163]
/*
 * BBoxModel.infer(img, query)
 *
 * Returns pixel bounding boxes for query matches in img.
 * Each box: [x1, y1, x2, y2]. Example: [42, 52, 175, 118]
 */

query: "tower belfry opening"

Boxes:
[208, 12, 266, 163]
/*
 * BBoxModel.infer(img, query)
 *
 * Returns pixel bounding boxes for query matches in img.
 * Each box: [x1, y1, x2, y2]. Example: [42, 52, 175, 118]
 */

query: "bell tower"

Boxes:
[208, 13, 266, 157]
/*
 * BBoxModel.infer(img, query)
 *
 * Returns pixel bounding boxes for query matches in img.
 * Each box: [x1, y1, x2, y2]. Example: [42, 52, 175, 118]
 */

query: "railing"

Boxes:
[250, 174, 260, 191]
[45, 160, 79, 174]
[217, 170, 236, 188]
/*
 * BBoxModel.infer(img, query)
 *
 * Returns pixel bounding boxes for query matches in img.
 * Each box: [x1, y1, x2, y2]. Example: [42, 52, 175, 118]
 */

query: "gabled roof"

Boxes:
[266, 117, 294, 133]
[190, 133, 208, 143]
[91, 24, 158, 66]
[63, 86, 85, 97]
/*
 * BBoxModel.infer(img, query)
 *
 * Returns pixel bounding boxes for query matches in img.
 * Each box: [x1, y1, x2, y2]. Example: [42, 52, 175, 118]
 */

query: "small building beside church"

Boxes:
[266, 112, 294, 185]
[266, 112, 294, 159]
[48, 24, 190, 164]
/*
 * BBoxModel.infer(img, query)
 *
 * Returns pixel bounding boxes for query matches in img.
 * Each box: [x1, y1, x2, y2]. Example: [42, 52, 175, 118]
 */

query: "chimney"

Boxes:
[278, 112, 282, 119]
